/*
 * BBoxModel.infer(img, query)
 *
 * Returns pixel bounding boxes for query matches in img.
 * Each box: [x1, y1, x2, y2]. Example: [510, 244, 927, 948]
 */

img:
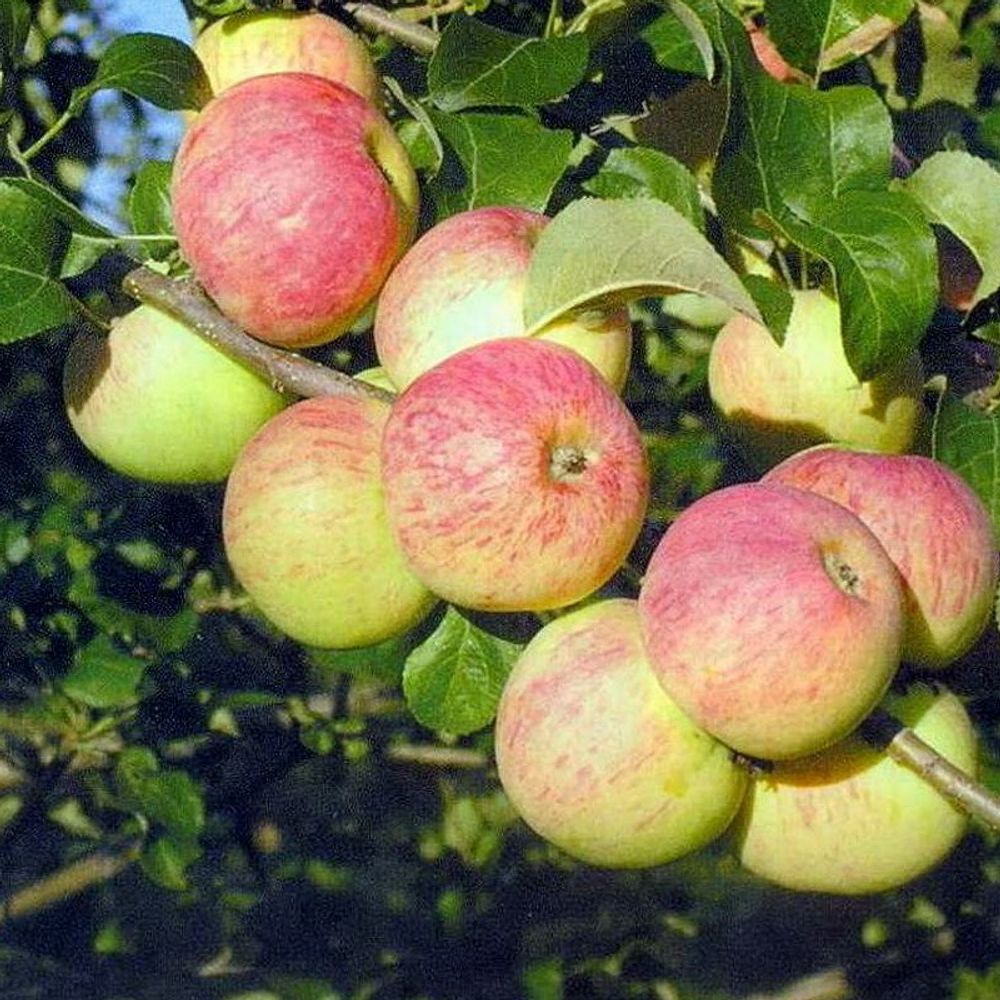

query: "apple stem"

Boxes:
[121, 266, 395, 404]
[865, 708, 1000, 831]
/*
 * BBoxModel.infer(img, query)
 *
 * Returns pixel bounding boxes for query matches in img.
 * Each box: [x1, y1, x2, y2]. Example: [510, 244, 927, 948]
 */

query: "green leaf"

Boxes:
[140, 835, 202, 891]
[427, 110, 573, 217]
[765, 0, 913, 77]
[900, 151, 1000, 308]
[0, 183, 80, 343]
[62, 634, 147, 709]
[638, 9, 712, 77]
[127, 160, 175, 260]
[713, 11, 892, 238]
[742, 274, 793, 342]
[783, 190, 937, 379]
[931, 391, 1000, 537]
[428, 13, 589, 112]
[308, 631, 415, 686]
[522, 198, 760, 333]
[115, 747, 205, 840]
[403, 607, 522, 735]
[0, 0, 31, 67]
[386, 77, 444, 177]
[79, 33, 212, 112]
[0, 176, 112, 278]
[582, 147, 704, 231]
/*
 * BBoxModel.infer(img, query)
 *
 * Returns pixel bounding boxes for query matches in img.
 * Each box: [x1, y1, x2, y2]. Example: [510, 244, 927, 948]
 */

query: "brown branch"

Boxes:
[122, 267, 394, 403]
[392, 0, 465, 24]
[863, 709, 1000, 832]
[0, 842, 140, 924]
[343, 2, 440, 52]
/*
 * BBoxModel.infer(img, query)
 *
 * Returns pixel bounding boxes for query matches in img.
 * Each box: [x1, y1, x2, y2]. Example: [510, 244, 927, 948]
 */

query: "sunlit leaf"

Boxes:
[523, 198, 760, 333]
[403, 607, 522, 735]
[428, 13, 588, 112]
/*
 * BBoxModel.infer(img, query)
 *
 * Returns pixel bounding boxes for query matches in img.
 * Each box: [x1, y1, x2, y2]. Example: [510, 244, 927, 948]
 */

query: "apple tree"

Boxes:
[3, 0, 1000, 997]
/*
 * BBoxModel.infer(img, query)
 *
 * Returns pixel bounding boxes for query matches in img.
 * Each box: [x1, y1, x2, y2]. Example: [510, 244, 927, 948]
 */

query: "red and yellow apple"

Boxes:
[373, 206, 632, 391]
[381, 338, 649, 611]
[63, 304, 286, 483]
[638, 482, 904, 760]
[172, 73, 418, 349]
[222, 394, 437, 649]
[495, 599, 748, 867]
[764, 446, 999, 669]
[194, 10, 381, 106]
[736, 682, 976, 894]
[708, 288, 925, 470]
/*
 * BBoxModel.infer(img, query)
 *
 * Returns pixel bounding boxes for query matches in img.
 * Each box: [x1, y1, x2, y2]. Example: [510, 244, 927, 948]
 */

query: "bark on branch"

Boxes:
[122, 267, 393, 403]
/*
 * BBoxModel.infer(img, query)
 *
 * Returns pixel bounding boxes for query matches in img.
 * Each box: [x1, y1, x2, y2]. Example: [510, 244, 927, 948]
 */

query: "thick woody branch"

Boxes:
[864, 708, 1000, 831]
[122, 267, 394, 404]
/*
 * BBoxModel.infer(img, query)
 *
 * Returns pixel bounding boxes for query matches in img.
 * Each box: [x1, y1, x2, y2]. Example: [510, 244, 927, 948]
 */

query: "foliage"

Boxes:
[2, 0, 1000, 997]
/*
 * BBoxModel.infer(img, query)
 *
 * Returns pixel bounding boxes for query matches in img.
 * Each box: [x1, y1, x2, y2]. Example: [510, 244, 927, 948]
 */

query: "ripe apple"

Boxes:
[373, 206, 632, 391]
[194, 11, 381, 107]
[764, 446, 999, 669]
[638, 482, 904, 760]
[381, 338, 649, 612]
[63, 304, 286, 483]
[708, 288, 925, 470]
[736, 682, 976, 894]
[223, 394, 437, 649]
[172, 73, 419, 349]
[495, 599, 748, 868]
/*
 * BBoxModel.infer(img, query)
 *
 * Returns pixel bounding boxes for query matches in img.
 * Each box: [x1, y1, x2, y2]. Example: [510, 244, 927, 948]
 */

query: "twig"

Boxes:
[863, 709, 1000, 831]
[386, 744, 490, 768]
[744, 968, 852, 1000]
[393, 0, 465, 23]
[343, 2, 440, 52]
[0, 842, 141, 923]
[122, 267, 394, 403]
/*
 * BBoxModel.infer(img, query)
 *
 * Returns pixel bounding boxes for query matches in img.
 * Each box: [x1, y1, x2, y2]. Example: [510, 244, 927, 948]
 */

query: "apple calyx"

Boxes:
[549, 444, 595, 482]
[823, 550, 861, 597]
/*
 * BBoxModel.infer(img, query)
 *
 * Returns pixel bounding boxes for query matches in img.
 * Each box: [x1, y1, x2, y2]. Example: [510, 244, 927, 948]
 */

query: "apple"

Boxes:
[638, 482, 904, 760]
[194, 11, 381, 107]
[172, 73, 419, 349]
[736, 682, 976, 894]
[764, 447, 999, 670]
[708, 288, 925, 470]
[381, 338, 649, 612]
[63, 304, 286, 483]
[222, 394, 437, 649]
[495, 599, 748, 868]
[373, 206, 632, 391]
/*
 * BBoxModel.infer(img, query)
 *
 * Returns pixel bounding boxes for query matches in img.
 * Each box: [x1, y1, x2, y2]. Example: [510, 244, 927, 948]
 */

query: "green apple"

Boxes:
[495, 599, 748, 867]
[736, 682, 976, 894]
[222, 394, 436, 649]
[194, 10, 381, 107]
[708, 288, 925, 470]
[63, 304, 287, 483]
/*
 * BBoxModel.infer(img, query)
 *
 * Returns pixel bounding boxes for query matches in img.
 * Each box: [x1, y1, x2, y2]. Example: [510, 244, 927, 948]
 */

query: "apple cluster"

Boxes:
[57, 10, 999, 899]
[497, 447, 996, 894]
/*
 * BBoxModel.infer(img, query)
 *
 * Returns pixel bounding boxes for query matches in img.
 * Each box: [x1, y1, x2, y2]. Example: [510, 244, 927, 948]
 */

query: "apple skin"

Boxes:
[736, 682, 976, 894]
[381, 338, 650, 612]
[373, 206, 632, 392]
[495, 599, 748, 868]
[764, 446, 999, 670]
[63, 304, 286, 484]
[708, 288, 925, 470]
[172, 73, 419, 349]
[638, 482, 904, 760]
[194, 11, 381, 106]
[223, 394, 437, 649]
